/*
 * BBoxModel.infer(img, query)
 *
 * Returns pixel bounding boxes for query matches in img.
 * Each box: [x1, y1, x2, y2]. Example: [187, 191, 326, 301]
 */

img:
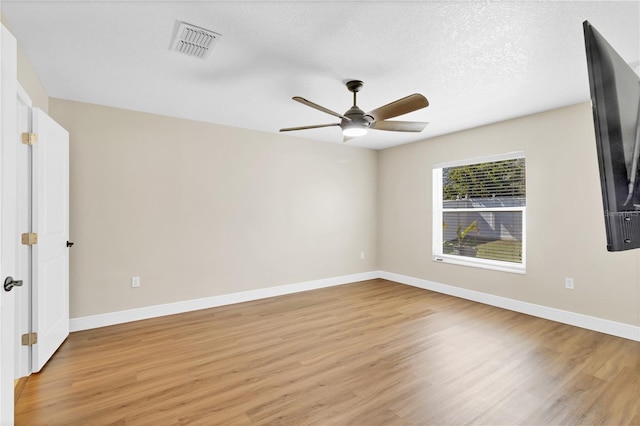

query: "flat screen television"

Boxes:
[583, 20, 640, 252]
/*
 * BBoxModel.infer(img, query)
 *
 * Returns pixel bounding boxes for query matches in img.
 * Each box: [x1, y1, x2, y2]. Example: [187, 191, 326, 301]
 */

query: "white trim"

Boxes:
[70, 270, 639, 342]
[432, 254, 526, 274]
[1, 24, 19, 425]
[69, 271, 379, 332]
[433, 150, 525, 169]
[379, 271, 640, 342]
[432, 167, 443, 257]
[15, 83, 34, 379]
[17, 83, 32, 108]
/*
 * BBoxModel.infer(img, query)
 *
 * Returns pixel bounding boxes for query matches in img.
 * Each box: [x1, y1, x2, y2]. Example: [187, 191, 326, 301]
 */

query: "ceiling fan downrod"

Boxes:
[346, 80, 364, 107]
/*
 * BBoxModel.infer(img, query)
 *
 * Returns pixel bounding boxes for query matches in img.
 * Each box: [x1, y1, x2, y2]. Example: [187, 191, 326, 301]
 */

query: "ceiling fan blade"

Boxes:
[367, 94, 429, 121]
[343, 135, 359, 143]
[279, 123, 340, 132]
[293, 97, 351, 121]
[371, 120, 429, 132]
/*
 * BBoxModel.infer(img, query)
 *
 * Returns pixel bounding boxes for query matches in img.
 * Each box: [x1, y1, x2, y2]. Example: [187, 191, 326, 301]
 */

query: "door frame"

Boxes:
[15, 84, 33, 379]
[1, 23, 19, 424]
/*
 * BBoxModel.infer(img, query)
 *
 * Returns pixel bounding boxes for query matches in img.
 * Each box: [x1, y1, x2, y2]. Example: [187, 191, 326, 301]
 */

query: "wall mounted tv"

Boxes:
[583, 20, 640, 252]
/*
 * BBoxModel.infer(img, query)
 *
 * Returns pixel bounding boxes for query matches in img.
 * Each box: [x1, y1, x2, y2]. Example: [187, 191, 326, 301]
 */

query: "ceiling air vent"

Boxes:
[170, 21, 221, 59]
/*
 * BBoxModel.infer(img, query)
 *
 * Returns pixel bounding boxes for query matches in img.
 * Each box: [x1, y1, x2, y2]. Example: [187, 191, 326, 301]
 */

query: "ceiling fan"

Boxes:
[280, 80, 430, 142]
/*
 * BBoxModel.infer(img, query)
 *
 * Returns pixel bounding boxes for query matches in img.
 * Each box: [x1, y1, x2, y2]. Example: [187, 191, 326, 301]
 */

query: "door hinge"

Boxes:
[21, 132, 38, 145]
[21, 333, 38, 346]
[21, 233, 38, 245]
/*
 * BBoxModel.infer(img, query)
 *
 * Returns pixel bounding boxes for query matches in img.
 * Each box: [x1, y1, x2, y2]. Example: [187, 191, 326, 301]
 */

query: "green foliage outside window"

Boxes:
[443, 158, 525, 200]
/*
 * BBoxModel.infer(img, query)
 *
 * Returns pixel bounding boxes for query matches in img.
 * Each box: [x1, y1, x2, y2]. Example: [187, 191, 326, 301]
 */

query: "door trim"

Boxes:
[15, 83, 33, 379]
[1, 23, 19, 424]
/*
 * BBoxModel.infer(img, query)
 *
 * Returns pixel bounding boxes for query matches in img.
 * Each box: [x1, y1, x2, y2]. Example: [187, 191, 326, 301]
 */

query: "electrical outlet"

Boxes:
[360, 251, 365, 260]
[132, 276, 140, 288]
[565, 277, 574, 290]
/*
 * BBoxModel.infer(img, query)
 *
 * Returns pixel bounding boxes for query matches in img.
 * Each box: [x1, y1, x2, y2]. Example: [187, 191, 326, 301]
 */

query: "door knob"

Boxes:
[4, 276, 23, 292]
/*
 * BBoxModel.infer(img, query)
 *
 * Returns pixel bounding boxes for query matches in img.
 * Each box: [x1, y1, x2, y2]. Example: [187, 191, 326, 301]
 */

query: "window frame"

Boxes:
[432, 152, 526, 274]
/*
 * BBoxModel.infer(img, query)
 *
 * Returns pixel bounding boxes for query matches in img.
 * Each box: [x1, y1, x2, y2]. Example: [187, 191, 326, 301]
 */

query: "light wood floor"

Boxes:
[15, 279, 640, 425]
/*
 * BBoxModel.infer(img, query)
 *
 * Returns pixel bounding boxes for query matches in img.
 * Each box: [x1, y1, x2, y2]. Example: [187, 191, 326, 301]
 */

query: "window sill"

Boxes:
[432, 254, 526, 274]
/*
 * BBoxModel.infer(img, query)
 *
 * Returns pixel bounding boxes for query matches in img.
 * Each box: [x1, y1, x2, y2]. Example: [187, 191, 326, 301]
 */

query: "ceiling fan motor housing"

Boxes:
[341, 106, 373, 129]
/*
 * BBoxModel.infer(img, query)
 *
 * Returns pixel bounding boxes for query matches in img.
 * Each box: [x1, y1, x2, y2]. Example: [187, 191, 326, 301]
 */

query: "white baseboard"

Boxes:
[69, 271, 379, 332]
[70, 270, 640, 342]
[379, 271, 640, 342]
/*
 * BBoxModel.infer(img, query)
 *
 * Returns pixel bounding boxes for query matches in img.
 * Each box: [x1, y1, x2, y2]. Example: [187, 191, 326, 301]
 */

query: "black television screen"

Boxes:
[583, 20, 640, 252]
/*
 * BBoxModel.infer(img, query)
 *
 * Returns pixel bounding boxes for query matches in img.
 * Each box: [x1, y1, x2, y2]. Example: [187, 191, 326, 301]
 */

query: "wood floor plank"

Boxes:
[14, 279, 640, 425]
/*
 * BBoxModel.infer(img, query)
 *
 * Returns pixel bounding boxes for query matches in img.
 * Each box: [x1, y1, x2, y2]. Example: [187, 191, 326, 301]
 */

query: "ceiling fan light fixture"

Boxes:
[342, 124, 368, 137]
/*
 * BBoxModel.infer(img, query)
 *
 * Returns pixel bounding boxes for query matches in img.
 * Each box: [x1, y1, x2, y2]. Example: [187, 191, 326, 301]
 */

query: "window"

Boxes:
[432, 152, 526, 274]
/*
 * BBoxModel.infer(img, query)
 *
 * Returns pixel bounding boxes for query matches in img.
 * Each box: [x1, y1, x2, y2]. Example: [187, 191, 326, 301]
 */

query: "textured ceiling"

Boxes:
[2, 1, 639, 150]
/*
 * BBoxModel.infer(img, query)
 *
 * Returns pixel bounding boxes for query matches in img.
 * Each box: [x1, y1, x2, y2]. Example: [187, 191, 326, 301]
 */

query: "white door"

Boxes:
[31, 108, 69, 372]
[1, 23, 19, 424]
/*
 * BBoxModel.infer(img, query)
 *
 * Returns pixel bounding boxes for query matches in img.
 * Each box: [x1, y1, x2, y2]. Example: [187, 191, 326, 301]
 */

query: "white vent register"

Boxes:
[170, 21, 221, 59]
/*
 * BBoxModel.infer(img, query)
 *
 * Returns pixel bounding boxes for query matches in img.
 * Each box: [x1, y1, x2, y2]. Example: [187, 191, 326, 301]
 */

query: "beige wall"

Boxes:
[49, 99, 378, 318]
[17, 46, 48, 113]
[378, 102, 640, 326]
